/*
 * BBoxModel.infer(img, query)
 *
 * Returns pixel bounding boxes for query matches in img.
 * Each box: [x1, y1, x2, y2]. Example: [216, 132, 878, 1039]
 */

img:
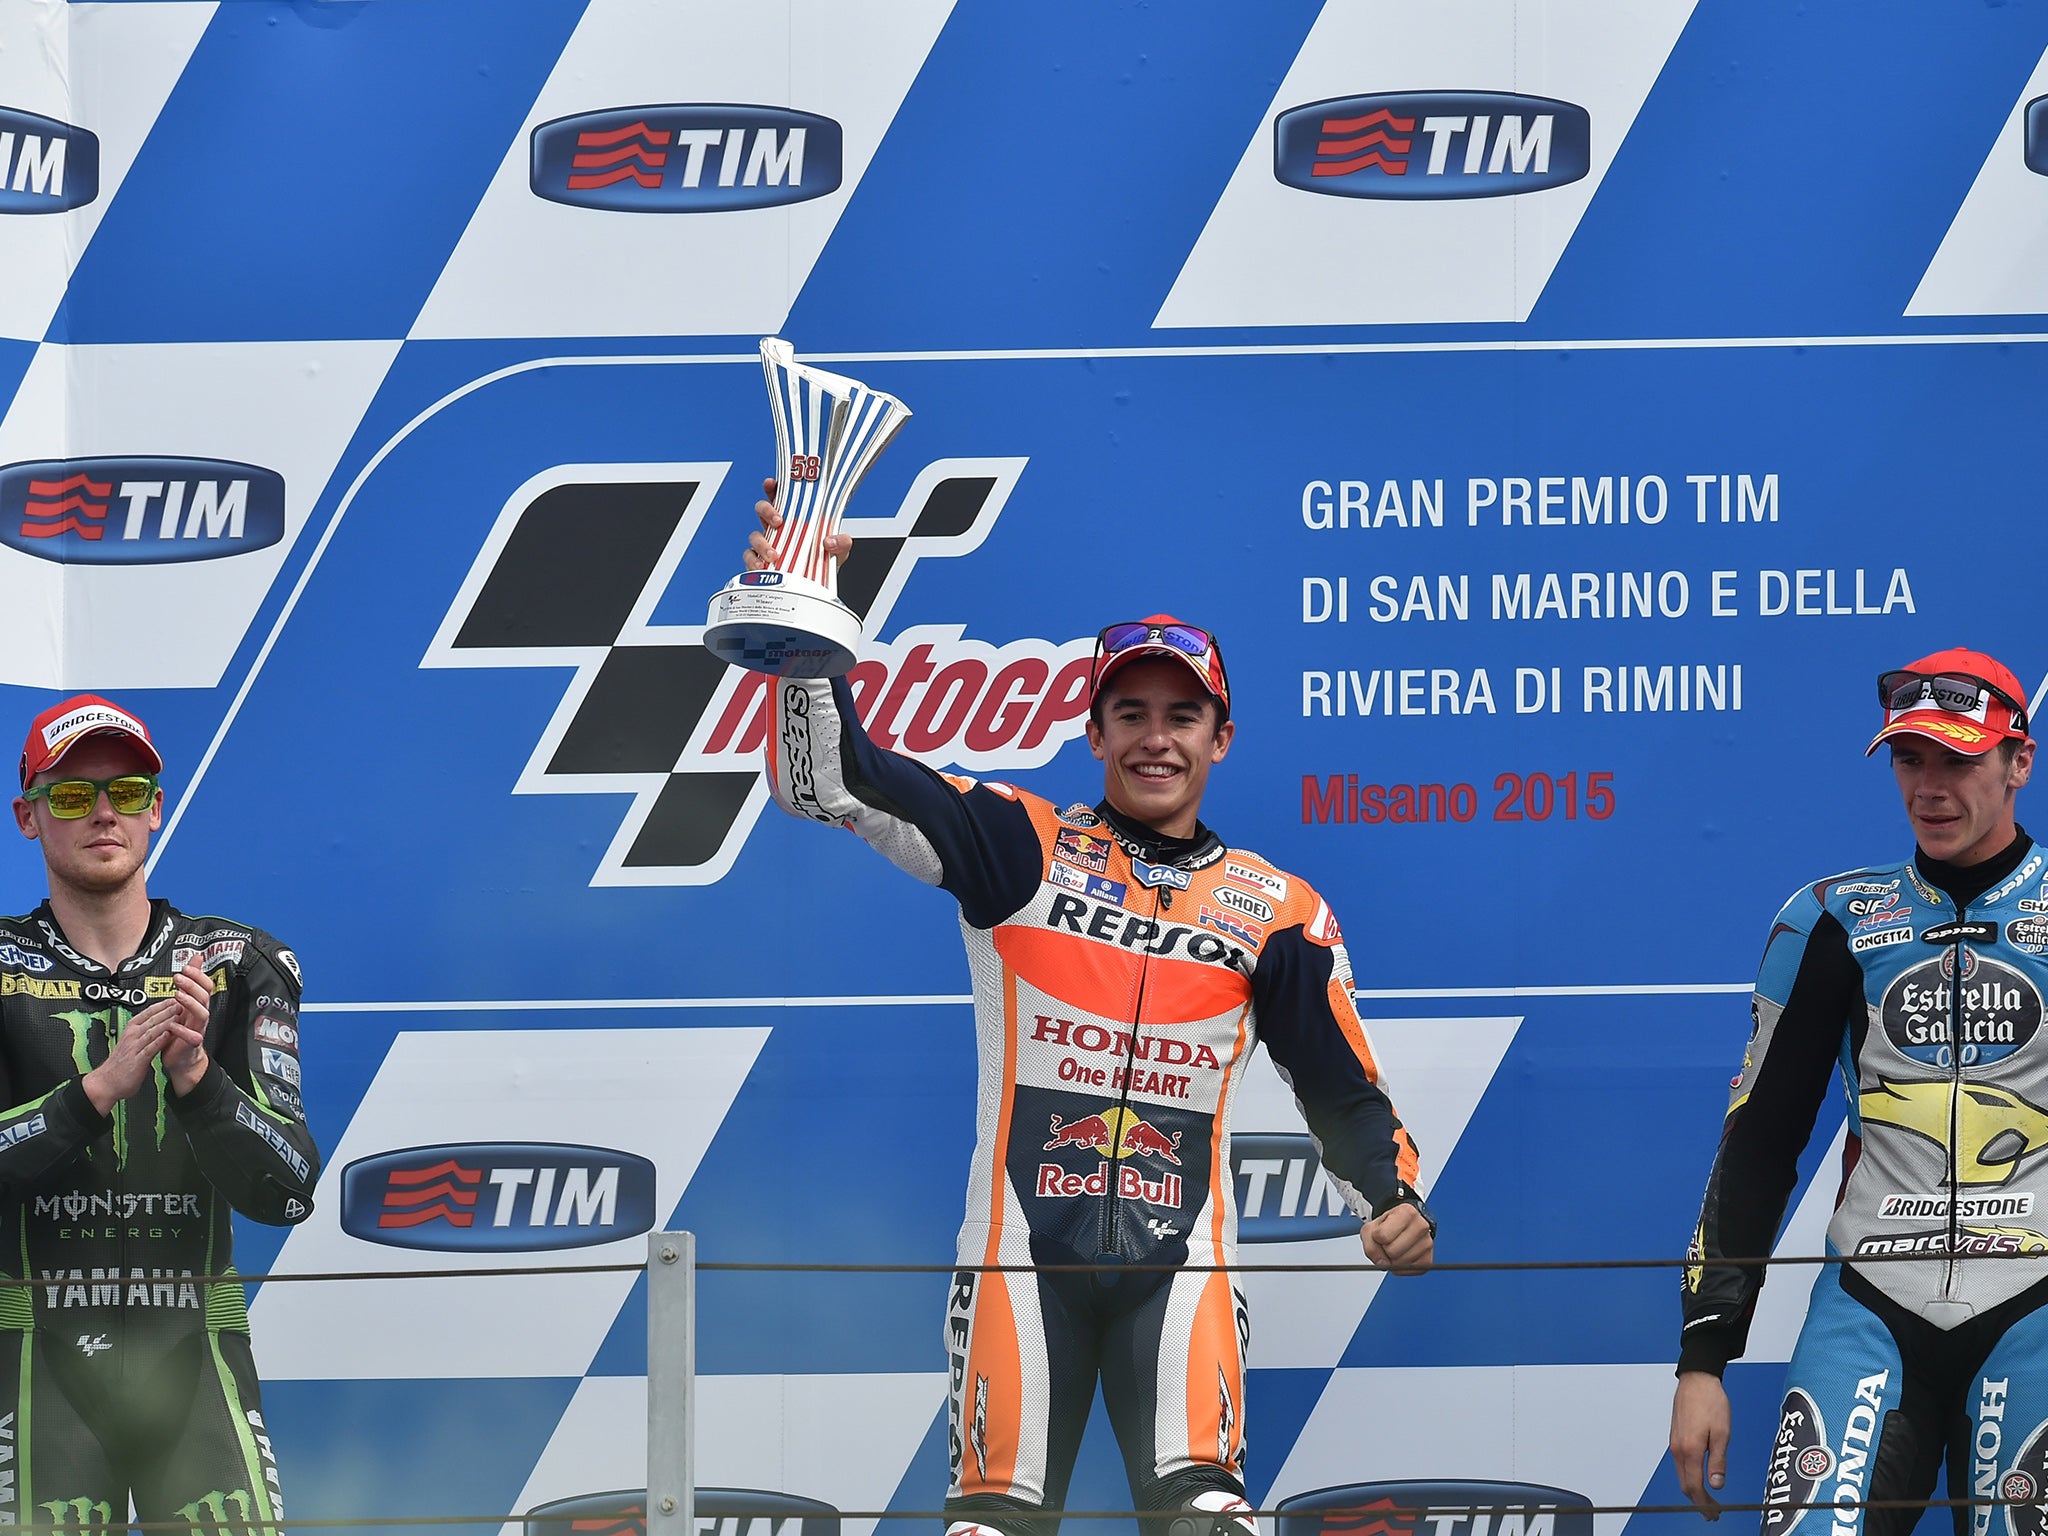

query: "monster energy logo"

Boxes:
[178, 1487, 262, 1536]
[39, 1496, 114, 1528]
[54, 1008, 167, 1166]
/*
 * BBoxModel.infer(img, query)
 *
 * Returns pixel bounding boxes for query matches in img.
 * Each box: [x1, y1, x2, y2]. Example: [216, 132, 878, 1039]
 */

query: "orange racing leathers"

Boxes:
[766, 675, 1425, 1523]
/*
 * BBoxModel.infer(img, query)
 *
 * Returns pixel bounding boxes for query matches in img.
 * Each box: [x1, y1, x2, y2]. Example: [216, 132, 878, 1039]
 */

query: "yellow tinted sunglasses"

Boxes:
[22, 775, 160, 818]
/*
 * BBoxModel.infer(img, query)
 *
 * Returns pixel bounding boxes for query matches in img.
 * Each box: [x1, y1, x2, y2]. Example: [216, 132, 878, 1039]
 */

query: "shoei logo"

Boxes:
[2027, 96, 2048, 176]
[1274, 92, 1591, 199]
[1232, 1132, 1361, 1242]
[0, 106, 99, 213]
[530, 106, 843, 212]
[339, 1143, 657, 1252]
[1274, 1481, 1595, 1536]
[522, 1488, 841, 1536]
[0, 458, 286, 565]
[425, 458, 1091, 887]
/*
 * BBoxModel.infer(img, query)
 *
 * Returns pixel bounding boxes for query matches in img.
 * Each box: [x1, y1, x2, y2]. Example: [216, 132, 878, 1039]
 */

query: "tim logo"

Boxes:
[339, 1142, 657, 1252]
[0, 458, 286, 565]
[424, 457, 1092, 887]
[1274, 92, 1590, 199]
[530, 105, 843, 212]
[2027, 95, 2048, 176]
[523, 1488, 841, 1536]
[1275, 1482, 1595, 1536]
[0, 106, 98, 213]
[1232, 1132, 1362, 1242]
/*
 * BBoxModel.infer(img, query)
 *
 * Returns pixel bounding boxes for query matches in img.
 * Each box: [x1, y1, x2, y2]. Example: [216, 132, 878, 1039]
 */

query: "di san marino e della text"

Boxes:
[1294, 469, 1911, 720]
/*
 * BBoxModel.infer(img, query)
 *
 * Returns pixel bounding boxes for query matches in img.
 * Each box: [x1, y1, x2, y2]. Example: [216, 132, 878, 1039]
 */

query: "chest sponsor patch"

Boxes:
[1222, 861, 1287, 899]
[1880, 948, 2044, 1067]
[1053, 829, 1112, 874]
[1212, 886, 1274, 923]
[1083, 875, 1128, 906]
[0, 943, 52, 973]
[1131, 858, 1191, 891]
[1851, 927, 1911, 954]
[1920, 920, 1997, 944]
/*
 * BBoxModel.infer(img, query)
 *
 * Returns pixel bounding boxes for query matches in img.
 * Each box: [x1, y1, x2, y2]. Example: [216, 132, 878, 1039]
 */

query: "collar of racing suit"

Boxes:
[1093, 799, 1223, 869]
[1914, 823, 2033, 909]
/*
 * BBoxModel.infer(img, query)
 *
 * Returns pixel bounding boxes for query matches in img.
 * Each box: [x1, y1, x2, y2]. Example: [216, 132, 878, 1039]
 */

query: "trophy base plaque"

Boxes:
[704, 573, 863, 679]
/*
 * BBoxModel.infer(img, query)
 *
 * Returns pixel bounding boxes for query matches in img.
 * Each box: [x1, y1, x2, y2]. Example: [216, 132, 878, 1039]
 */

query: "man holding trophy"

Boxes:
[711, 341, 1433, 1536]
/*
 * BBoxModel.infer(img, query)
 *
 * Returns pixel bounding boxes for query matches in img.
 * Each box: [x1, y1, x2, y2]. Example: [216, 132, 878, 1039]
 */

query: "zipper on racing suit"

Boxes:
[1943, 915, 1966, 1299]
[1095, 882, 1170, 1265]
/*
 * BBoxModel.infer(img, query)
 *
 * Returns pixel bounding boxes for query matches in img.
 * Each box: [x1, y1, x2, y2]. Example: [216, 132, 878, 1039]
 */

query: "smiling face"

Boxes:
[1889, 734, 2033, 866]
[13, 736, 162, 899]
[1084, 657, 1233, 840]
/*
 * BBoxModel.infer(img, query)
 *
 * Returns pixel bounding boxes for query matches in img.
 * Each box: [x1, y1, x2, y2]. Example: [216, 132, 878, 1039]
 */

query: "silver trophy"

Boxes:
[704, 338, 912, 677]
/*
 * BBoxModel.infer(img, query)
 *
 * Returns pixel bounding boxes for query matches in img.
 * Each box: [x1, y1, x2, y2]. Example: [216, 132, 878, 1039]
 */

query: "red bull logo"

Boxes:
[1044, 1109, 1183, 1164]
[1035, 1160, 1184, 1207]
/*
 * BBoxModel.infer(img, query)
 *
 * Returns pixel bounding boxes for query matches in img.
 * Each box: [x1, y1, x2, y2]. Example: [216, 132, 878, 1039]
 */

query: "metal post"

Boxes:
[647, 1230, 695, 1536]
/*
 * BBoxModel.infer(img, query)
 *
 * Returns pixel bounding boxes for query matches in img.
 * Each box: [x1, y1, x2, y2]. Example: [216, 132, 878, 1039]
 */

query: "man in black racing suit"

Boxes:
[746, 485, 1434, 1536]
[1672, 649, 2048, 1533]
[1, 694, 318, 1535]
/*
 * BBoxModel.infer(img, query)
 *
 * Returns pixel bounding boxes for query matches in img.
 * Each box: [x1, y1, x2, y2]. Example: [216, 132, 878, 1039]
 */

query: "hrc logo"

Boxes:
[0, 458, 286, 565]
[1274, 91, 1591, 199]
[530, 105, 843, 212]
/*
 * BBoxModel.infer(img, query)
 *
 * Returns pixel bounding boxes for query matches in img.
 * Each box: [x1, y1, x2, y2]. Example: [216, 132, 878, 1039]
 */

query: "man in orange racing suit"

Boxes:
[748, 490, 1434, 1536]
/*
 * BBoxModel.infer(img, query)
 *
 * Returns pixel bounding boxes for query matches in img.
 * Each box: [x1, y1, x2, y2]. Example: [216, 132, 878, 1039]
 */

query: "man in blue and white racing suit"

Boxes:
[1672, 648, 2048, 1535]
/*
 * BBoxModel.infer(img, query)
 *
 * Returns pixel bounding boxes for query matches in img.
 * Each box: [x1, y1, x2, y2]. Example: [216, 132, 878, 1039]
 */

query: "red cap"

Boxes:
[1866, 648, 2032, 757]
[1089, 615, 1230, 716]
[19, 694, 164, 787]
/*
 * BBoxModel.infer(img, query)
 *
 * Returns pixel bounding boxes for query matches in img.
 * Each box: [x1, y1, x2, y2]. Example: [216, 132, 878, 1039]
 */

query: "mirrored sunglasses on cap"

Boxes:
[1876, 669, 2030, 734]
[1090, 620, 1230, 711]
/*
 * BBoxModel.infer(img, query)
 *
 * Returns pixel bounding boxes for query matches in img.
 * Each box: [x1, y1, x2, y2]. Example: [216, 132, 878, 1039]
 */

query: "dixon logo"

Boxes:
[531, 106, 843, 212]
[0, 107, 98, 213]
[0, 458, 285, 565]
[1274, 92, 1591, 200]
[1275, 1481, 1594, 1536]
[340, 1143, 657, 1252]
[1232, 1132, 1360, 1242]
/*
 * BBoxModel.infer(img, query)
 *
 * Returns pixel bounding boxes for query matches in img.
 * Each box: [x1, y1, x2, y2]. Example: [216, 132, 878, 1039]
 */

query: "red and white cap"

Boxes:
[19, 694, 164, 787]
[1866, 647, 2032, 757]
[1090, 615, 1230, 716]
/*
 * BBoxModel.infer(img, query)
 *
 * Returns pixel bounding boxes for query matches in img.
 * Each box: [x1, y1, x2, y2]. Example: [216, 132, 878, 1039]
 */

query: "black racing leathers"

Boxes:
[0, 899, 317, 1531]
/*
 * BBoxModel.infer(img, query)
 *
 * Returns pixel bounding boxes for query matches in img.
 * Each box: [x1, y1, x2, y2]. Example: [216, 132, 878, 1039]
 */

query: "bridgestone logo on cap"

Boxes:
[41, 705, 145, 750]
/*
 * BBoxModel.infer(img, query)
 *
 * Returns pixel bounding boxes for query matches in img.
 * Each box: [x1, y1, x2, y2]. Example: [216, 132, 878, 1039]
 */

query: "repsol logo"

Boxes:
[522, 1488, 842, 1536]
[0, 458, 286, 564]
[1273, 92, 1591, 200]
[1044, 894, 1248, 969]
[1232, 1132, 1358, 1243]
[531, 105, 843, 212]
[340, 1143, 657, 1252]
[0, 106, 98, 213]
[1274, 1480, 1594, 1536]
